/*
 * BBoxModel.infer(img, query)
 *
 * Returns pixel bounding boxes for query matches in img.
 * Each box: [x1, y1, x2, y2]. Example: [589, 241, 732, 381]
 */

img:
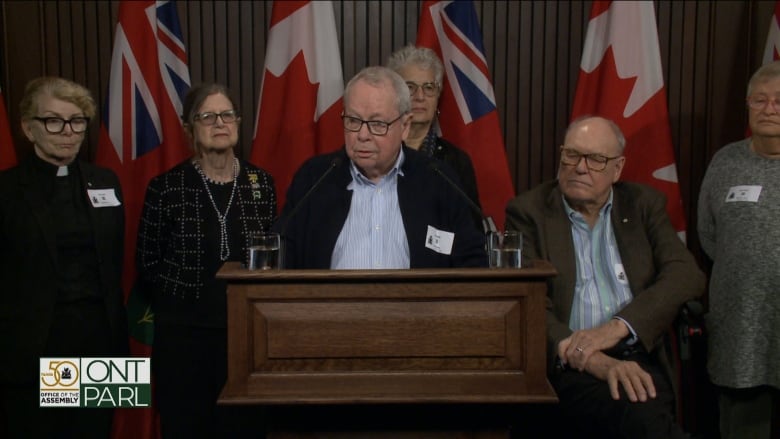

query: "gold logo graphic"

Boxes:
[40, 360, 80, 389]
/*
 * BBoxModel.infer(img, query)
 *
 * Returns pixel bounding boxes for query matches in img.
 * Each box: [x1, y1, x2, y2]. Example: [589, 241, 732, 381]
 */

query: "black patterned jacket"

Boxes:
[136, 158, 276, 326]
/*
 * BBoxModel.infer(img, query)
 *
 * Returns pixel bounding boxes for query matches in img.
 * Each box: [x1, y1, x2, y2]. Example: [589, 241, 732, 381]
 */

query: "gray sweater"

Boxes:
[698, 139, 780, 389]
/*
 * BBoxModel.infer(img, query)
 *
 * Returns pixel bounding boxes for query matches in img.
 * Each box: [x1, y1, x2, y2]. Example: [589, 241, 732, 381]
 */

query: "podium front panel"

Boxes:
[217, 262, 557, 404]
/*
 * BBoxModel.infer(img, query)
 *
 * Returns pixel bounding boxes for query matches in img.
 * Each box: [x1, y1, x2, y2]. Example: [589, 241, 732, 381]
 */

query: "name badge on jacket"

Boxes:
[425, 225, 454, 255]
[88, 189, 121, 207]
[725, 185, 761, 203]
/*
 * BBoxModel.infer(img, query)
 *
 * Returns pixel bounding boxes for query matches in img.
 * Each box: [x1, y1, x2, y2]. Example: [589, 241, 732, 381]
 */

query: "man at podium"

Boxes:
[276, 66, 486, 270]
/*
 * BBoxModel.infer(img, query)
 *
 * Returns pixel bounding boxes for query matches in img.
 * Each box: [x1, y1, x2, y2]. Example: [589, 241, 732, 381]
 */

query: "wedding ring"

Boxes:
[576, 346, 584, 353]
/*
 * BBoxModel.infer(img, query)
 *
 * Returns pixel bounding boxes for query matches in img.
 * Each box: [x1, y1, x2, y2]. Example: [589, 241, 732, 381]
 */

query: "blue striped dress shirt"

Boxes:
[331, 150, 410, 269]
[563, 191, 634, 331]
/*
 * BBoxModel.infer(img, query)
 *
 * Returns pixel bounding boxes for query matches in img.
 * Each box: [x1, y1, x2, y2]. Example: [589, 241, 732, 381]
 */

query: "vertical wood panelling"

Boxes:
[515, 1, 534, 193]
[679, 0, 700, 226]
[0, 0, 770, 258]
[343, 1, 361, 78]
[67, 2, 84, 84]
[95, 2, 118, 147]
[528, 2, 547, 190]
[213, 2, 228, 85]
[542, 1, 559, 184]
[237, 1, 257, 156]
[484, 0, 505, 178]
[362, 0, 373, 71]
[688, 3, 713, 240]
[501, 1, 519, 190]
[43, 3, 59, 75]
[82, 3, 99, 92]
[378, 1, 393, 63]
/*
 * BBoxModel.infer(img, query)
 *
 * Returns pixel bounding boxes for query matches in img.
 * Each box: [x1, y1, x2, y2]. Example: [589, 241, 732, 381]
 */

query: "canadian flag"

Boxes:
[416, 0, 514, 230]
[741, 1, 780, 138]
[250, 0, 344, 211]
[571, 0, 686, 239]
[0, 85, 16, 171]
[763, 1, 780, 64]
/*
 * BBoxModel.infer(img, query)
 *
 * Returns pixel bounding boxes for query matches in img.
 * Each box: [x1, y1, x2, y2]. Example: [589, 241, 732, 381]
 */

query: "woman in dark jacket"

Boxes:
[0, 76, 127, 437]
[136, 83, 276, 437]
[388, 44, 483, 230]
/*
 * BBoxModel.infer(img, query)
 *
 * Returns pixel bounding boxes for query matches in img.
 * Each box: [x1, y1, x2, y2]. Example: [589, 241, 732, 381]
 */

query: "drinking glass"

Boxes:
[247, 232, 280, 270]
[488, 230, 523, 268]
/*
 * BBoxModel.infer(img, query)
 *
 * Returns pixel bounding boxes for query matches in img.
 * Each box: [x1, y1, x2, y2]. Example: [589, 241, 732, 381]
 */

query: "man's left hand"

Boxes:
[558, 318, 630, 370]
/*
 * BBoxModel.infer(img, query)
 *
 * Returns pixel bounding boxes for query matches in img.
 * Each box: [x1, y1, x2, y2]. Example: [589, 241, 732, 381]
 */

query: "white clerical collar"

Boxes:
[56, 166, 69, 176]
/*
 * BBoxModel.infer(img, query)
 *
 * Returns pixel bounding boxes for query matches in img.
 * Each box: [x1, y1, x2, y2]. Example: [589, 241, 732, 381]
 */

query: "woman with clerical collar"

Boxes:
[136, 83, 276, 437]
[0, 77, 128, 437]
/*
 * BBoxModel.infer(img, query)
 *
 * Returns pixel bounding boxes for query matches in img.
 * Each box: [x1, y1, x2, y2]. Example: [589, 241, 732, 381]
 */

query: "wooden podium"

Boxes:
[217, 261, 558, 436]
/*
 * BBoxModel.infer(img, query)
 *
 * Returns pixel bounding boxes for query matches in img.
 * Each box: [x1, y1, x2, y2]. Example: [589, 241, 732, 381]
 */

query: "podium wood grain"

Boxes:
[217, 261, 558, 406]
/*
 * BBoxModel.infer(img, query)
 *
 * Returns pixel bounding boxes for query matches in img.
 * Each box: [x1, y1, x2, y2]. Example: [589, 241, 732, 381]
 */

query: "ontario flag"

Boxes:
[251, 0, 344, 211]
[417, 0, 514, 230]
[0, 85, 16, 170]
[95, 1, 190, 437]
[571, 1, 687, 239]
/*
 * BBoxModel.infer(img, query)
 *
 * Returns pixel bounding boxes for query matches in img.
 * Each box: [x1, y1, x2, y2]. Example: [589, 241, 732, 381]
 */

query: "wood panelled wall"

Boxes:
[0, 1, 773, 259]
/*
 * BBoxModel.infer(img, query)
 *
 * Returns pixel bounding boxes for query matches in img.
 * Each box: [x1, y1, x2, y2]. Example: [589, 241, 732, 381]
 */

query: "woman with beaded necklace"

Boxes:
[136, 83, 276, 437]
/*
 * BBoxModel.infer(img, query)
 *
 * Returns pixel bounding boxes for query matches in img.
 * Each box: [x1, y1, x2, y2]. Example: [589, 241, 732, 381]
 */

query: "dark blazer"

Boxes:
[432, 136, 482, 228]
[0, 157, 127, 384]
[505, 180, 705, 375]
[276, 145, 487, 269]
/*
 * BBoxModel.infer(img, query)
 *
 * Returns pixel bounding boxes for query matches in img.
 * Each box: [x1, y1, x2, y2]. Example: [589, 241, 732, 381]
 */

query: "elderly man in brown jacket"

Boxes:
[505, 116, 704, 439]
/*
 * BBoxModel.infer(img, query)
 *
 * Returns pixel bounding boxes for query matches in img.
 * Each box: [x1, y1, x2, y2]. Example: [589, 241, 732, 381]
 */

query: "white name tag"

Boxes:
[87, 189, 121, 207]
[725, 185, 762, 203]
[425, 225, 454, 255]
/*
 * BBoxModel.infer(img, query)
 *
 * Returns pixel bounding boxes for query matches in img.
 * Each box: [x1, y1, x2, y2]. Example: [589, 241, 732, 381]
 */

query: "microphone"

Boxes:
[428, 161, 497, 234]
[278, 156, 343, 238]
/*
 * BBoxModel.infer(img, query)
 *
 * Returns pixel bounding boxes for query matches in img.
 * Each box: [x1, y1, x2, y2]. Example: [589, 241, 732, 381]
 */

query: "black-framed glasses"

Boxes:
[559, 147, 622, 172]
[193, 110, 239, 125]
[406, 81, 439, 97]
[33, 116, 89, 134]
[746, 96, 780, 111]
[341, 113, 405, 136]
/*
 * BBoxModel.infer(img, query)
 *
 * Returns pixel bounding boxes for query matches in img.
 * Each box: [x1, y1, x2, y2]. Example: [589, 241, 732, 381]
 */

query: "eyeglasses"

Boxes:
[33, 116, 89, 134]
[559, 147, 622, 172]
[193, 110, 239, 125]
[341, 113, 405, 136]
[746, 96, 780, 110]
[406, 81, 439, 97]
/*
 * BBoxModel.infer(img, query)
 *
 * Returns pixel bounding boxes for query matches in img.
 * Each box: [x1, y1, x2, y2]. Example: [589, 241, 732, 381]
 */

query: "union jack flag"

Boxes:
[417, 0, 514, 230]
[102, 0, 189, 164]
[95, 2, 190, 437]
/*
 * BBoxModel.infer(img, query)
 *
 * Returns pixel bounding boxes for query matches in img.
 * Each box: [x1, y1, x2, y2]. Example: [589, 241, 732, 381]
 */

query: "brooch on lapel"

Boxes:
[248, 173, 262, 200]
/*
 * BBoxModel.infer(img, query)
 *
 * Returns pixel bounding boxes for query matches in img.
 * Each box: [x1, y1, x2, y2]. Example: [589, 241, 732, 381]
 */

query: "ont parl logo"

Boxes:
[40, 358, 151, 408]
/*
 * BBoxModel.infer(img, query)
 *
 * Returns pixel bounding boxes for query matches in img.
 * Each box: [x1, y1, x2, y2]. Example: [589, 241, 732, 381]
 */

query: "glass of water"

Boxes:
[247, 232, 280, 270]
[488, 230, 523, 268]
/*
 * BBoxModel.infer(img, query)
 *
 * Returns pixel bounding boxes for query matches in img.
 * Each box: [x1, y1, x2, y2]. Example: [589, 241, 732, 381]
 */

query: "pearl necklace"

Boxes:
[194, 157, 239, 261]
